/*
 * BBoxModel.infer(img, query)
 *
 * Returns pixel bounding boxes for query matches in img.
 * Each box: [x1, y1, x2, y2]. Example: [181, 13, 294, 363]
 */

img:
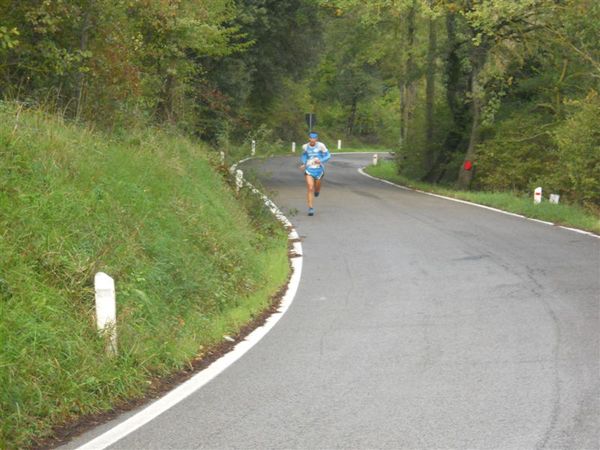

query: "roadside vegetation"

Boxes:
[366, 160, 600, 235]
[0, 104, 289, 449]
[311, 1, 600, 206]
[1, 1, 597, 204]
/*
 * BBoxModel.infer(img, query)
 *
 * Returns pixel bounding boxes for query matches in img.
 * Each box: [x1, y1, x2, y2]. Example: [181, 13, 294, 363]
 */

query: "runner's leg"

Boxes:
[305, 174, 315, 209]
[314, 177, 322, 196]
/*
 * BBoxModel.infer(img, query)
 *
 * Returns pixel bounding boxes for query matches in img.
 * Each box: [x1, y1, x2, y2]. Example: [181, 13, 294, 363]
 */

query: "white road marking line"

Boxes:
[558, 226, 600, 238]
[358, 167, 599, 239]
[527, 217, 554, 226]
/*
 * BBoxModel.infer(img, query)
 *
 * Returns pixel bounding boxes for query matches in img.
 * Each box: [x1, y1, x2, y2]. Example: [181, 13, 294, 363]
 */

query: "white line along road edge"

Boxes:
[358, 167, 600, 240]
[76, 168, 302, 450]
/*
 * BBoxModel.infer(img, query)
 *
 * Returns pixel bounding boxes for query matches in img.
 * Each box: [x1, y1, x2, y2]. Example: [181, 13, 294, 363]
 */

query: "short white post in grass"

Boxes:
[292, 142, 296, 153]
[549, 193, 560, 204]
[251, 140, 256, 156]
[337, 139, 342, 150]
[94, 272, 117, 356]
[534, 187, 542, 204]
[219, 151, 225, 164]
[236, 169, 244, 193]
[373, 153, 378, 166]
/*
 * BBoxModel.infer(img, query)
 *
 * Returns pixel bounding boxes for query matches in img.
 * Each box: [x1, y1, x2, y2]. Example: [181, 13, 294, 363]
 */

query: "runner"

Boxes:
[299, 132, 331, 216]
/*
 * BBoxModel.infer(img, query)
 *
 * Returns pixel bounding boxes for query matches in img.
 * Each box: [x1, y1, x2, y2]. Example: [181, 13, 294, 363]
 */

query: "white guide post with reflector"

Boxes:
[94, 272, 117, 356]
[236, 169, 244, 193]
[534, 187, 542, 204]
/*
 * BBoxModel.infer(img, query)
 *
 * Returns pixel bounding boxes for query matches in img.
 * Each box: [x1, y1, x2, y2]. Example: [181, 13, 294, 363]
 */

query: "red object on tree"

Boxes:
[464, 160, 473, 171]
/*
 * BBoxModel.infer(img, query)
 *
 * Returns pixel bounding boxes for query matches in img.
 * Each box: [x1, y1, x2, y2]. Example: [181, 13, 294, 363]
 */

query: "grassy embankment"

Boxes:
[366, 160, 600, 235]
[0, 103, 290, 449]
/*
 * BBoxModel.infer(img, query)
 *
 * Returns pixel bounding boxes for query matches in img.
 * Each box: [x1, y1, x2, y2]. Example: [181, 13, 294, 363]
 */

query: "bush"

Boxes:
[551, 91, 600, 208]
[474, 111, 556, 193]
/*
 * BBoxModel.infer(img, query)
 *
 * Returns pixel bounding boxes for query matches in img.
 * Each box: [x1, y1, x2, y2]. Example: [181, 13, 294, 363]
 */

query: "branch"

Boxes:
[506, 131, 552, 143]
[543, 26, 600, 75]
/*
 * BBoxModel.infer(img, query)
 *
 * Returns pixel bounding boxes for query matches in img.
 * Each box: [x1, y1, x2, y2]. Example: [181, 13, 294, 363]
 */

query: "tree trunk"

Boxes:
[164, 71, 176, 123]
[399, 0, 417, 149]
[424, 5, 437, 172]
[457, 44, 487, 189]
[76, 2, 93, 121]
[423, 9, 470, 183]
[347, 95, 358, 136]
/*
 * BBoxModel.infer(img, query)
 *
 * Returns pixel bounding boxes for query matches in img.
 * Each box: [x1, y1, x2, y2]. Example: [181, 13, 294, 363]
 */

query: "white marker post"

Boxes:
[236, 169, 244, 193]
[219, 151, 225, 164]
[251, 140, 256, 156]
[373, 153, 378, 166]
[337, 139, 342, 150]
[549, 194, 560, 204]
[94, 272, 117, 356]
[534, 187, 542, 204]
[292, 142, 296, 153]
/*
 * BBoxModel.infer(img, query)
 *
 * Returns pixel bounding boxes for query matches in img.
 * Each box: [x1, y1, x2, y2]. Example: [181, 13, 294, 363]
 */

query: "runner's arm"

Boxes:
[319, 143, 331, 163]
[299, 151, 308, 169]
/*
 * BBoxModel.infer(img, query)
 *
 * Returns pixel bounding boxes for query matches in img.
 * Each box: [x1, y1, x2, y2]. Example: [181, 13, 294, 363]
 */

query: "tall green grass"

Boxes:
[0, 103, 289, 448]
[366, 160, 600, 235]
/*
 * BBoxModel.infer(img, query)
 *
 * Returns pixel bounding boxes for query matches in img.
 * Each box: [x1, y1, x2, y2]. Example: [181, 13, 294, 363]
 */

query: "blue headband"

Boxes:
[309, 132, 318, 139]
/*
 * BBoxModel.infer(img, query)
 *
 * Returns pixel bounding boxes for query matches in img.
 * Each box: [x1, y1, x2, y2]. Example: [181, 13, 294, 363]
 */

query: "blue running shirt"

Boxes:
[300, 142, 331, 179]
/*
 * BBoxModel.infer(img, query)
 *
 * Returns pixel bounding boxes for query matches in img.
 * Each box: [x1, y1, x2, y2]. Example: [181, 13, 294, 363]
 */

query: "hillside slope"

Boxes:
[0, 103, 289, 448]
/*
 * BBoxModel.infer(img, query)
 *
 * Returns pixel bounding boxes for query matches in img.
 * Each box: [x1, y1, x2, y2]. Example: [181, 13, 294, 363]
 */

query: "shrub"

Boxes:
[551, 91, 600, 207]
[475, 111, 556, 193]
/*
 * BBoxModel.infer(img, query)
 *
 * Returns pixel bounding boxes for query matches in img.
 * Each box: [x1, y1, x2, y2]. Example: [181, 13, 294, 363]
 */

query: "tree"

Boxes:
[0, 0, 244, 128]
[424, 0, 438, 172]
[422, 6, 470, 183]
[195, 0, 322, 142]
[309, 7, 383, 139]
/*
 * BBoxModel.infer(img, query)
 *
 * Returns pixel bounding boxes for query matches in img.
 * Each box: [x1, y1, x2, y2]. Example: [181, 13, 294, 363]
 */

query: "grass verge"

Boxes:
[365, 160, 600, 235]
[0, 103, 290, 449]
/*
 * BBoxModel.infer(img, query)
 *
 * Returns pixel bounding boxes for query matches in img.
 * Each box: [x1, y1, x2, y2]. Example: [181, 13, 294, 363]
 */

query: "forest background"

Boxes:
[1, 0, 598, 208]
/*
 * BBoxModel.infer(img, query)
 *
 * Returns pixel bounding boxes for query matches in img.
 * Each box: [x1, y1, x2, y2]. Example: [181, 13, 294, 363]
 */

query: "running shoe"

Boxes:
[314, 191, 320, 197]
[308, 207, 315, 216]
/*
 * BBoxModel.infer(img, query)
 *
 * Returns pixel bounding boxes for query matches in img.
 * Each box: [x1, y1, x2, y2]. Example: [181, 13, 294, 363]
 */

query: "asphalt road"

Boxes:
[66, 154, 599, 449]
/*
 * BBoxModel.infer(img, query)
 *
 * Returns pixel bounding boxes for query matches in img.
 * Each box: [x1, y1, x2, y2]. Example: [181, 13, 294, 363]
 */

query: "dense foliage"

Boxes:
[313, 0, 599, 207]
[0, 0, 319, 140]
[1, 0, 598, 206]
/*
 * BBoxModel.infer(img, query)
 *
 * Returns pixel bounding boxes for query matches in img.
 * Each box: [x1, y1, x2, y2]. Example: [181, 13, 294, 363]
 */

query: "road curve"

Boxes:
[66, 153, 599, 449]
